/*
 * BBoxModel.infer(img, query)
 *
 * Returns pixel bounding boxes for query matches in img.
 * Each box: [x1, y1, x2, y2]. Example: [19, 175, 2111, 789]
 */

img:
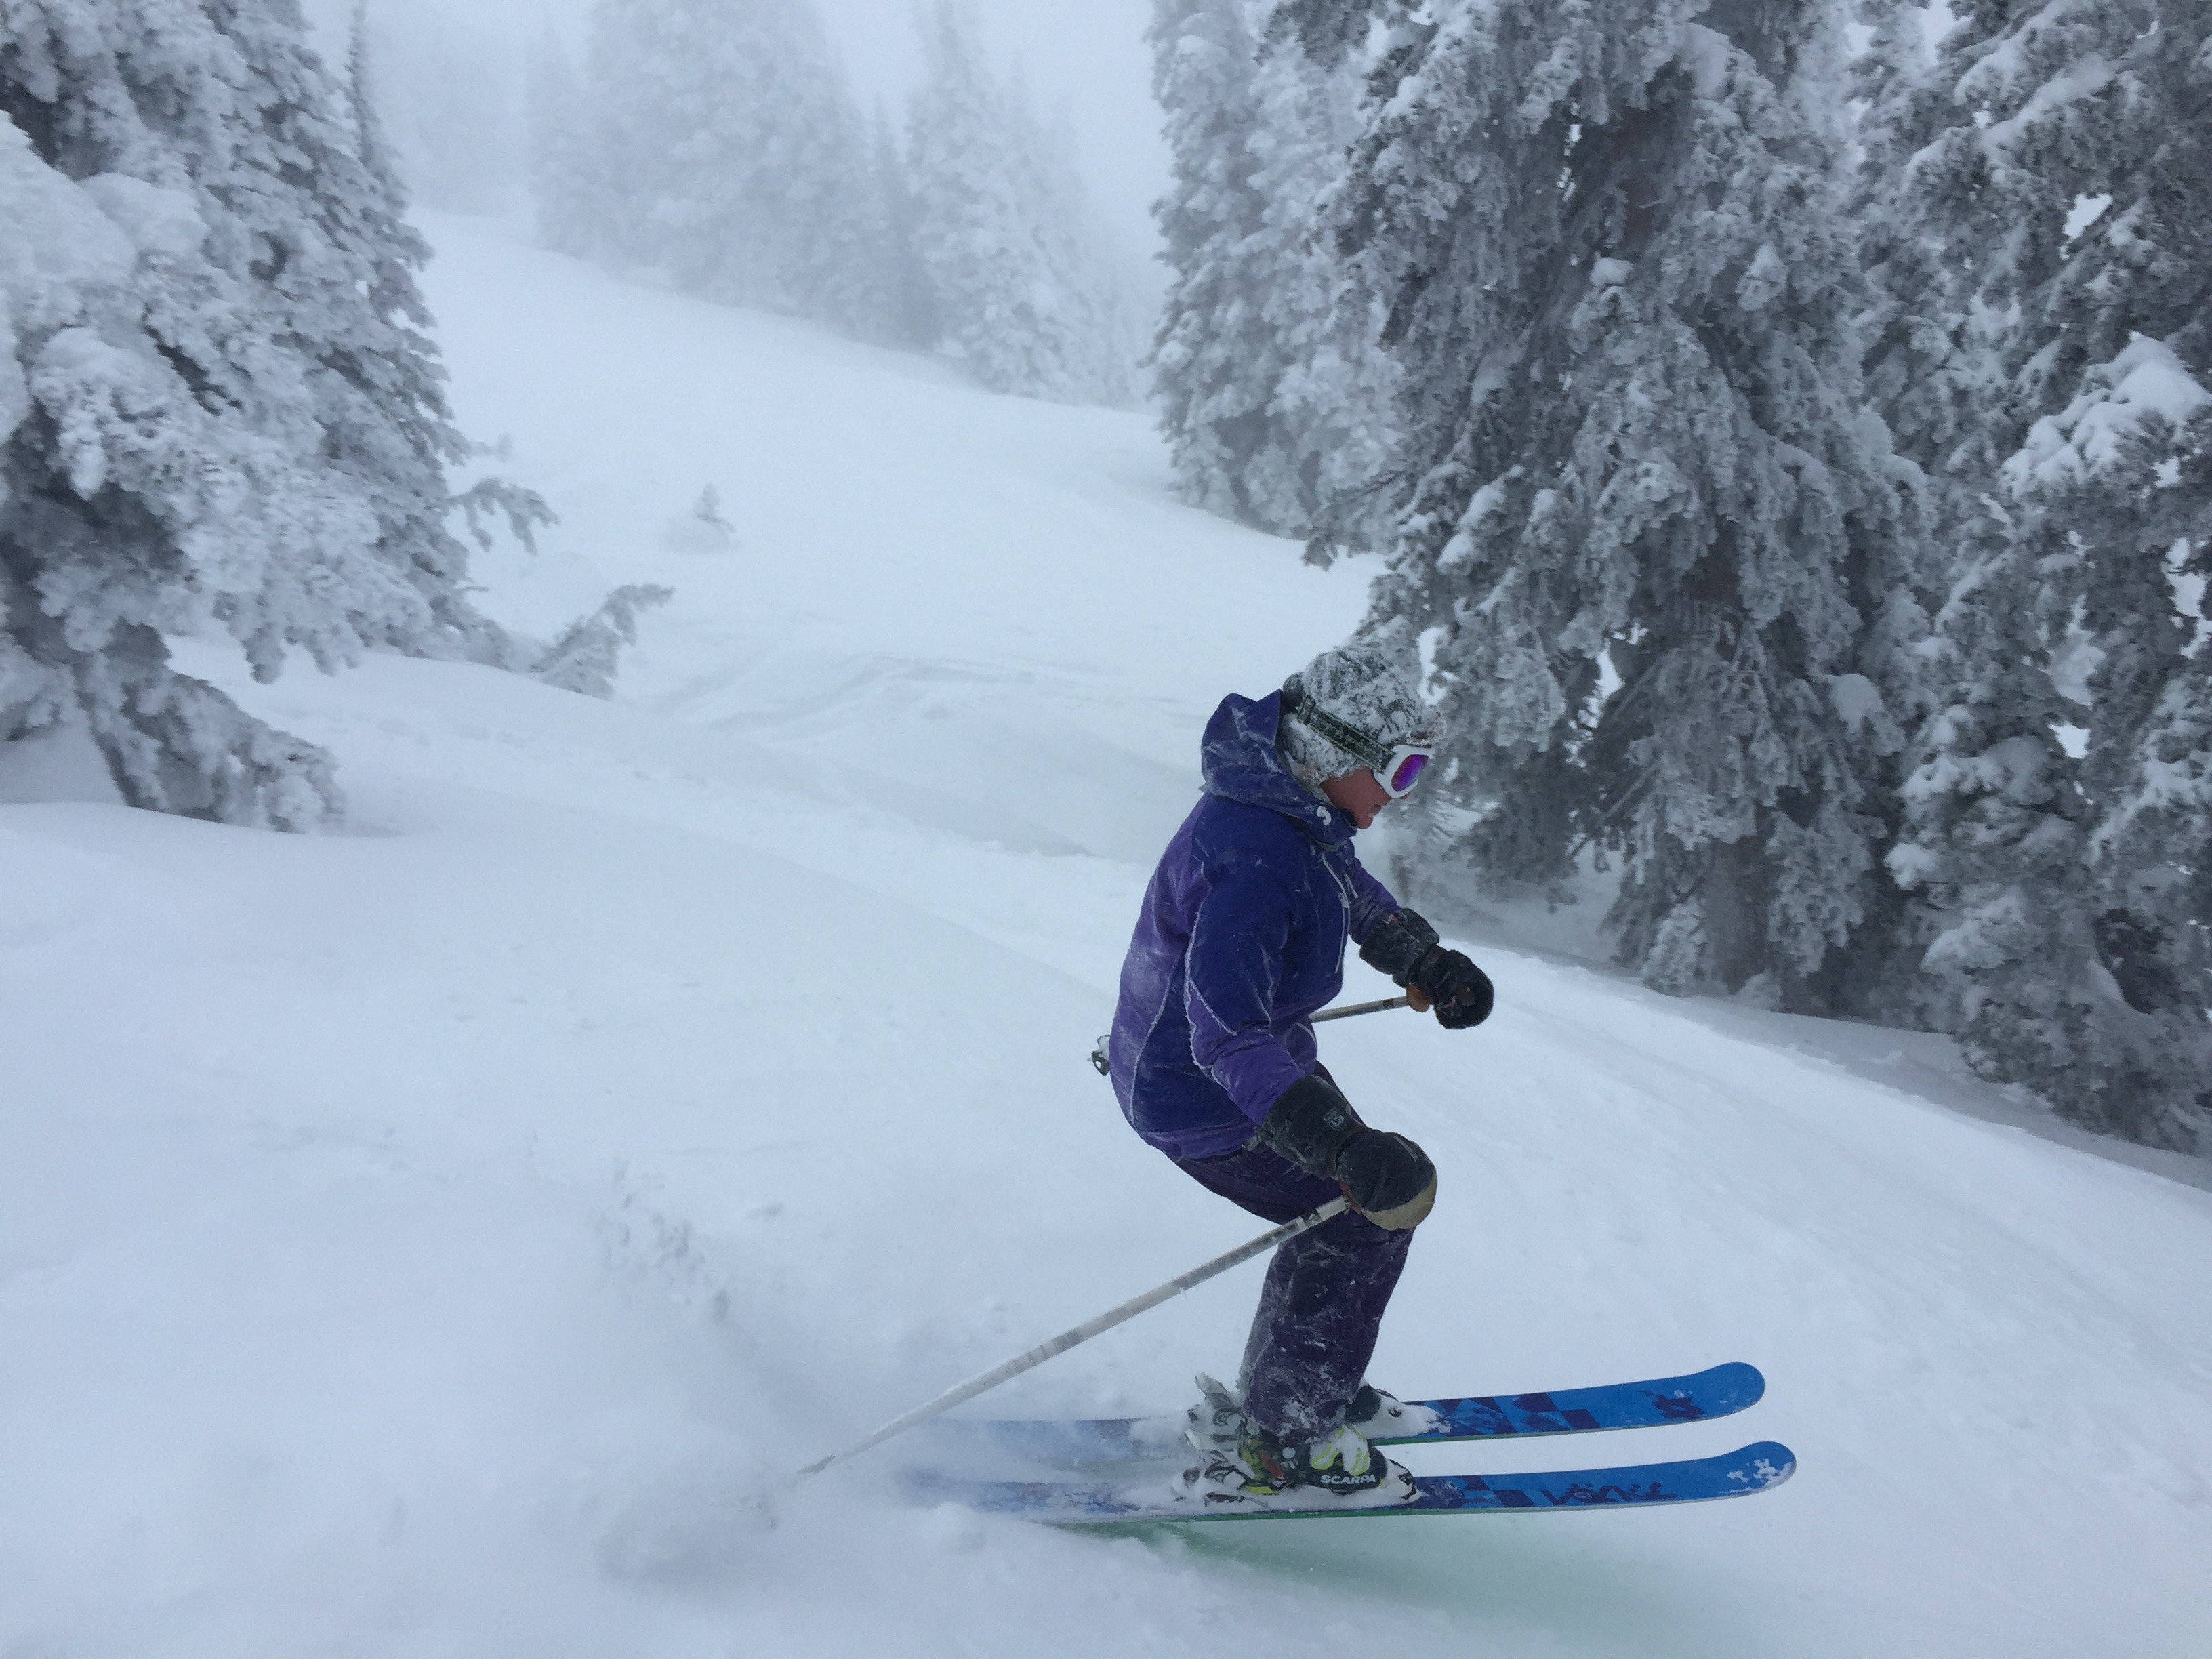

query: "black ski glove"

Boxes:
[1420, 950, 1493, 1029]
[1360, 909, 1492, 1030]
[1261, 1075, 1438, 1231]
[1334, 1130, 1437, 1230]
[1261, 1073, 1365, 1174]
[1359, 908, 1440, 980]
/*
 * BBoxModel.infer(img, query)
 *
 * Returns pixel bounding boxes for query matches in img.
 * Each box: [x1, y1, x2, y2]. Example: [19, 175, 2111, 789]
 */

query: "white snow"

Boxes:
[2007, 334, 2211, 490]
[1824, 671, 1886, 734]
[1677, 24, 1735, 100]
[2062, 191, 2112, 245]
[5, 213, 2212, 1659]
[79, 173, 209, 263]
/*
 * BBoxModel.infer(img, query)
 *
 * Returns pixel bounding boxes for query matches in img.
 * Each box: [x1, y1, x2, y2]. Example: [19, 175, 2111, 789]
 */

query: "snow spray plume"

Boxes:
[788, 1197, 1351, 1483]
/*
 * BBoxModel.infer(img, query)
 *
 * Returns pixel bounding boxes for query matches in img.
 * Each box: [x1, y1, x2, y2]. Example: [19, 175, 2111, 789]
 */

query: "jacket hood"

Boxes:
[1200, 692, 1355, 847]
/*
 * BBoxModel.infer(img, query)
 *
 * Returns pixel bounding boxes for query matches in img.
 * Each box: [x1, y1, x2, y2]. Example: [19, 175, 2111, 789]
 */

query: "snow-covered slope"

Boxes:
[4, 216, 2209, 1658]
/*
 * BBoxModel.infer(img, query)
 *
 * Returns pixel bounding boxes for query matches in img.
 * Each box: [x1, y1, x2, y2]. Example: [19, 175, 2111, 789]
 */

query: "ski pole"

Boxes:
[795, 1195, 1351, 1479]
[1311, 994, 1411, 1023]
[1088, 994, 1409, 1074]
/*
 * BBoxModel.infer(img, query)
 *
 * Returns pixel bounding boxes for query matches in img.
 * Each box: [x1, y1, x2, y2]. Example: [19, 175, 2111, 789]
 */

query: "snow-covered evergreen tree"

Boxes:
[1884, 489, 2098, 1084]
[1328, 0, 1918, 1009]
[572, 0, 895, 339]
[2013, 350, 2211, 1147]
[1013, 100, 1142, 406]
[527, 28, 613, 262]
[1149, 0, 1399, 545]
[1996, 9, 2211, 1147]
[337, 7, 544, 664]
[1864, 0, 2212, 1146]
[1, 0, 520, 828]
[905, 1, 1134, 404]
[867, 102, 936, 350]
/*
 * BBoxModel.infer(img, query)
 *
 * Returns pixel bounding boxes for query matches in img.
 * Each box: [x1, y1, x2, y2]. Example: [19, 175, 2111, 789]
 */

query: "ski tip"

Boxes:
[1701, 1361, 1767, 1412]
[1721, 1440, 1795, 1492]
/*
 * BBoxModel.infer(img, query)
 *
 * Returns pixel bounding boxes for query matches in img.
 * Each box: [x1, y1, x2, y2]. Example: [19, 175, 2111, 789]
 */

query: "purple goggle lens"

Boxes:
[1381, 747, 1431, 799]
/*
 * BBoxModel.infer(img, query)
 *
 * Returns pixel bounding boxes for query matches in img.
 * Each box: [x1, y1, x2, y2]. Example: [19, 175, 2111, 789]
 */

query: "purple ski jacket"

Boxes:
[1107, 689, 1402, 1160]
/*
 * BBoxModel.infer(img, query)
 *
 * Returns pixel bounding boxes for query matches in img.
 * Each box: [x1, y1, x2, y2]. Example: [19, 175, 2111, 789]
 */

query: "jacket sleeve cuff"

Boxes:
[1214, 1046, 1311, 1126]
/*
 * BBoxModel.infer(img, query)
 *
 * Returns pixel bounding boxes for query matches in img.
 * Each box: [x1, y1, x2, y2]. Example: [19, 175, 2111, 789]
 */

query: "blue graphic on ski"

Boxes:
[902, 1439, 1795, 1525]
[922, 1361, 1764, 1469]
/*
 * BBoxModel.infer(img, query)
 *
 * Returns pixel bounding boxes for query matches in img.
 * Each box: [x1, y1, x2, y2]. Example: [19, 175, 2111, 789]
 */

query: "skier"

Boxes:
[1106, 643, 1492, 1506]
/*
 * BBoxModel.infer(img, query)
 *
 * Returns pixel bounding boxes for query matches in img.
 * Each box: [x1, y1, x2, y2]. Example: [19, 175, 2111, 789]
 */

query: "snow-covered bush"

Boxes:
[531, 583, 673, 699]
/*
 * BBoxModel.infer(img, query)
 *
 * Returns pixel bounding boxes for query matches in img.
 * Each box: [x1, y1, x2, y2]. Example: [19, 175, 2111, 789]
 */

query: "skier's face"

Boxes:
[1322, 767, 1391, 830]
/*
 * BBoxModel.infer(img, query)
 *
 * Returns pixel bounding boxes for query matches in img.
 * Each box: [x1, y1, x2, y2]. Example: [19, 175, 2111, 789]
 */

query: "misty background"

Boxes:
[304, 0, 1169, 297]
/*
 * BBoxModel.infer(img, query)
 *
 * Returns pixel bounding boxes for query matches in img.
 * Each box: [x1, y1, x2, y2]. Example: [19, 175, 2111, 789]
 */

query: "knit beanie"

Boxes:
[1277, 642, 1439, 795]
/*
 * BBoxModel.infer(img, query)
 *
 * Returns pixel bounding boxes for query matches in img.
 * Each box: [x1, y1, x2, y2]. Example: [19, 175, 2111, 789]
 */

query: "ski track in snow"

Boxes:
[4, 213, 2211, 1658]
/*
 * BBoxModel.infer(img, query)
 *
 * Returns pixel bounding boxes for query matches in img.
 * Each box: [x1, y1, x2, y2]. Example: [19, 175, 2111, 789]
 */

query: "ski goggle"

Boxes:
[1286, 697, 1435, 799]
[1374, 745, 1433, 799]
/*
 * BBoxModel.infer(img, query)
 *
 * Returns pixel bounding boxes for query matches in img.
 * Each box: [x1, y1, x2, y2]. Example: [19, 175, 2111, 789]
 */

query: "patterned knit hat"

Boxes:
[1277, 642, 1440, 793]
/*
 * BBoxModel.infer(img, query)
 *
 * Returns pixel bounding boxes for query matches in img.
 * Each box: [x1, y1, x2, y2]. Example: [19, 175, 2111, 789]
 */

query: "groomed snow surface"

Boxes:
[6, 216, 2211, 1658]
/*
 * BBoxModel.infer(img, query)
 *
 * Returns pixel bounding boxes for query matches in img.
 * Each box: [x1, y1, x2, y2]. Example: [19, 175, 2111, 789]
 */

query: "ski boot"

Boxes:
[1181, 1373, 1247, 1456]
[1187, 1375, 1443, 1454]
[1176, 1415, 1416, 1509]
[1345, 1380, 1448, 1441]
[1231, 1416, 1415, 1502]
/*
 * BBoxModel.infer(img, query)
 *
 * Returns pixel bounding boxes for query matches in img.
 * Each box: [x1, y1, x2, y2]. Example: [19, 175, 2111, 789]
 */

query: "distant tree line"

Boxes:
[1153, 0, 2212, 1151]
[529, 0, 1139, 407]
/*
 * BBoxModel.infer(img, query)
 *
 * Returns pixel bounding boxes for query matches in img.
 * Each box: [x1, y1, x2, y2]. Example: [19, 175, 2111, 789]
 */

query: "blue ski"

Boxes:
[921, 1361, 1764, 1469]
[902, 1439, 1796, 1524]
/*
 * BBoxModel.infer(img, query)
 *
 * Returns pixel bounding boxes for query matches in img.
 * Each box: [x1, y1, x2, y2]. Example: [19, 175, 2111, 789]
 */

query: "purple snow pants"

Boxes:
[1171, 1137, 1412, 1441]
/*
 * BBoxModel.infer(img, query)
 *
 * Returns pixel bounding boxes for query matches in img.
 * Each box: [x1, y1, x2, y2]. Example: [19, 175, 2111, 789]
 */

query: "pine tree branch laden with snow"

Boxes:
[531, 583, 673, 699]
[70, 623, 342, 830]
[453, 476, 554, 555]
